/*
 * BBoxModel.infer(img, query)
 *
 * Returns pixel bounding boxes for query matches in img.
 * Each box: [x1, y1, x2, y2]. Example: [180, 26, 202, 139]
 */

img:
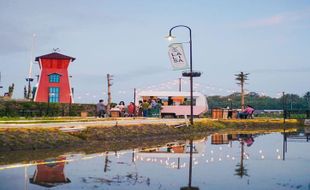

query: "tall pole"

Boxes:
[26, 34, 36, 100]
[235, 72, 249, 110]
[168, 25, 193, 125]
[133, 88, 136, 116]
[241, 80, 244, 110]
[0, 72, 3, 89]
[282, 92, 286, 124]
[189, 28, 193, 126]
[107, 74, 112, 115]
[179, 77, 182, 92]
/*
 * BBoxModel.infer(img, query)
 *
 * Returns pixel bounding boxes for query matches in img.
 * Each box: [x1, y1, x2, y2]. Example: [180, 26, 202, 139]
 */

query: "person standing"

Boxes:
[96, 99, 106, 118]
[141, 99, 150, 117]
[117, 101, 126, 117]
[127, 102, 135, 117]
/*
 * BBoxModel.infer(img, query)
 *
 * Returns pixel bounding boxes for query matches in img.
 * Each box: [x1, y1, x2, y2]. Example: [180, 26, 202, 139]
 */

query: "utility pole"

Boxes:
[282, 92, 286, 124]
[235, 72, 249, 110]
[25, 34, 36, 100]
[0, 72, 3, 90]
[107, 74, 113, 115]
[133, 88, 136, 116]
[179, 77, 182, 92]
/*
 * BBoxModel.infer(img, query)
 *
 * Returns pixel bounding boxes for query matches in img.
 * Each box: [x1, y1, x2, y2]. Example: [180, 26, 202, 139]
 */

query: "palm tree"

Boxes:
[235, 72, 249, 110]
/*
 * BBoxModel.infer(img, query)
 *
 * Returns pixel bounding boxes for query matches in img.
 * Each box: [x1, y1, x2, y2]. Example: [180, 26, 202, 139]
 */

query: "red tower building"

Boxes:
[34, 52, 75, 103]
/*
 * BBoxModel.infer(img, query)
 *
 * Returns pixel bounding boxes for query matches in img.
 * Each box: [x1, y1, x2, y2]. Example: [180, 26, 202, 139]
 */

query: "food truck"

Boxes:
[136, 91, 208, 118]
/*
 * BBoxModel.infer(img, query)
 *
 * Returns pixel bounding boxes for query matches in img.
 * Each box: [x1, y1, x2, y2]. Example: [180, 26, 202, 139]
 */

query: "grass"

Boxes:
[0, 119, 305, 166]
[0, 117, 304, 152]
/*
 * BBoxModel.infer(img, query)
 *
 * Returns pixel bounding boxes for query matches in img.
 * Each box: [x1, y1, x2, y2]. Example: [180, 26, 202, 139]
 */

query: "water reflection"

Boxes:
[29, 156, 70, 188]
[0, 130, 309, 190]
[282, 127, 310, 160]
[234, 135, 253, 178]
[180, 139, 200, 190]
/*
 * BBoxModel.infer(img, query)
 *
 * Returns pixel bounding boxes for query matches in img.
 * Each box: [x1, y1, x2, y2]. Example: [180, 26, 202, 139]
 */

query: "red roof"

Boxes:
[35, 52, 75, 62]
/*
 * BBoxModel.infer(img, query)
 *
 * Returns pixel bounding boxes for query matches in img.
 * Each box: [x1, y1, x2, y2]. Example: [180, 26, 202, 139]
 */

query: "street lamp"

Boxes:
[167, 25, 201, 190]
[166, 25, 197, 126]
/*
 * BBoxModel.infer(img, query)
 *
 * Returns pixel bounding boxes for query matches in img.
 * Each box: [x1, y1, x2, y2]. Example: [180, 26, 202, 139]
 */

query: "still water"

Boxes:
[0, 131, 309, 190]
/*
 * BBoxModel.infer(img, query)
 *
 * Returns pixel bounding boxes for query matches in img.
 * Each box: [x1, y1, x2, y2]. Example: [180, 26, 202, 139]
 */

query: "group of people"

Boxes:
[226, 104, 255, 119]
[139, 98, 163, 117]
[238, 105, 255, 119]
[96, 98, 163, 118]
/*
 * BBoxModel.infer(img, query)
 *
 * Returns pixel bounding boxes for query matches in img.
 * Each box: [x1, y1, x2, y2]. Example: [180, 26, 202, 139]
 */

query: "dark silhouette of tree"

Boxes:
[104, 151, 111, 173]
[235, 141, 249, 178]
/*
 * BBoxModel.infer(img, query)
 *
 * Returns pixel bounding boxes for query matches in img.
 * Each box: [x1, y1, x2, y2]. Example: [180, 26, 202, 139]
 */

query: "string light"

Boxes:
[261, 155, 265, 159]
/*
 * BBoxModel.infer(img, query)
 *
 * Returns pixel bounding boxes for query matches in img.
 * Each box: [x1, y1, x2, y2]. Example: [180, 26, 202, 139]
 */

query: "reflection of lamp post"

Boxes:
[180, 139, 199, 190]
[166, 25, 201, 125]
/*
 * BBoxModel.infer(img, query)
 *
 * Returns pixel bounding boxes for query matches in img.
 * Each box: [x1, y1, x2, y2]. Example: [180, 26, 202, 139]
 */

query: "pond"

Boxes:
[0, 130, 309, 190]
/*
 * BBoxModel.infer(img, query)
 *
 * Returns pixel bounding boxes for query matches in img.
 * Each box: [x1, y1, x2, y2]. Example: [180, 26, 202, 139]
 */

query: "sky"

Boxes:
[0, 0, 310, 104]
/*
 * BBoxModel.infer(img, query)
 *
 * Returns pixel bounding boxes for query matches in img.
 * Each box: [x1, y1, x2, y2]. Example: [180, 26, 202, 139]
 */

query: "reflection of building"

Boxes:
[211, 134, 229, 144]
[34, 52, 75, 103]
[138, 140, 200, 157]
[29, 156, 70, 188]
[140, 142, 186, 154]
[211, 134, 247, 145]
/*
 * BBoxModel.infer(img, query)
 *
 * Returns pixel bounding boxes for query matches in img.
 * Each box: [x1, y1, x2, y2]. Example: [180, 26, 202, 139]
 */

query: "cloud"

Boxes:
[245, 15, 284, 27]
[249, 67, 310, 74]
[242, 7, 310, 28]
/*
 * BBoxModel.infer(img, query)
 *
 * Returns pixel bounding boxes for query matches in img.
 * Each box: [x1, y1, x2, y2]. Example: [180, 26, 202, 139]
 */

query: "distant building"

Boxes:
[33, 52, 75, 103]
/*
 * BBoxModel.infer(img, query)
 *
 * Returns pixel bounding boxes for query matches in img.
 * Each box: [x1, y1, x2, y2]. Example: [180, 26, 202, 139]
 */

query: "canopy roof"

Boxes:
[137, 90, 204, 97]
[35, 52, 75, 62]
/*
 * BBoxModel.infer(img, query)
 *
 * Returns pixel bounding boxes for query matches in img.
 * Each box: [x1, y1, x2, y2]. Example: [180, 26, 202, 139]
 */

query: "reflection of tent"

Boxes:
[138, 141, 199, 157]
[171, 145, 185, 153]
[211, 134, 229, 144]
[29, 156, 71, 188]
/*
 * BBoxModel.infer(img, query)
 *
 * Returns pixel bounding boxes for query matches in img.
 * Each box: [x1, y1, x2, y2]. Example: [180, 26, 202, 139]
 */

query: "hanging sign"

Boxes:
[168, 43, 189, 70]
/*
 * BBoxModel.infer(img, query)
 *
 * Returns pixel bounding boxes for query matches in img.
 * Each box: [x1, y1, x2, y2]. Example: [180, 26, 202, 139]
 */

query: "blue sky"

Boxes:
[0, 0, 309, 103]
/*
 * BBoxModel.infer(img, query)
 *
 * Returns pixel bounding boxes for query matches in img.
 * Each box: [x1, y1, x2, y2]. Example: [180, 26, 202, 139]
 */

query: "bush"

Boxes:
[0, 100, 96, 117]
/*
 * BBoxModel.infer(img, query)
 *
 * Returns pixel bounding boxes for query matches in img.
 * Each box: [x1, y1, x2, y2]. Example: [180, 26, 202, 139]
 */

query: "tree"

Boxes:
[235, 72, 249, 110]
[304, 91, 310, 109]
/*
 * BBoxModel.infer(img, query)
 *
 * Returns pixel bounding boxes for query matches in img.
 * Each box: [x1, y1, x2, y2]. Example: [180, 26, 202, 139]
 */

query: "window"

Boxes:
[49, 87, 59, 103]
[49, 73, 60, 83]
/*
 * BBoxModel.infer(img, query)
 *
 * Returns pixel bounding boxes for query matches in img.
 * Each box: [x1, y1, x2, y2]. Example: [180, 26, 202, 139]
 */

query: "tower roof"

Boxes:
[35, 52, 75, 62]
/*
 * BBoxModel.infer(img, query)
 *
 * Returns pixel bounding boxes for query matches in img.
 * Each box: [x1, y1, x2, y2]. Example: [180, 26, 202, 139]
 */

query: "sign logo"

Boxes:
[168, 43, 189, 70]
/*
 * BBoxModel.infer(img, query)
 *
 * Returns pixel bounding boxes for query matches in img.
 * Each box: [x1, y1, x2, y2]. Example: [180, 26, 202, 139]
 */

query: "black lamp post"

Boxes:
[167, 25, 200, 190]
[167, 25, 199, 126]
